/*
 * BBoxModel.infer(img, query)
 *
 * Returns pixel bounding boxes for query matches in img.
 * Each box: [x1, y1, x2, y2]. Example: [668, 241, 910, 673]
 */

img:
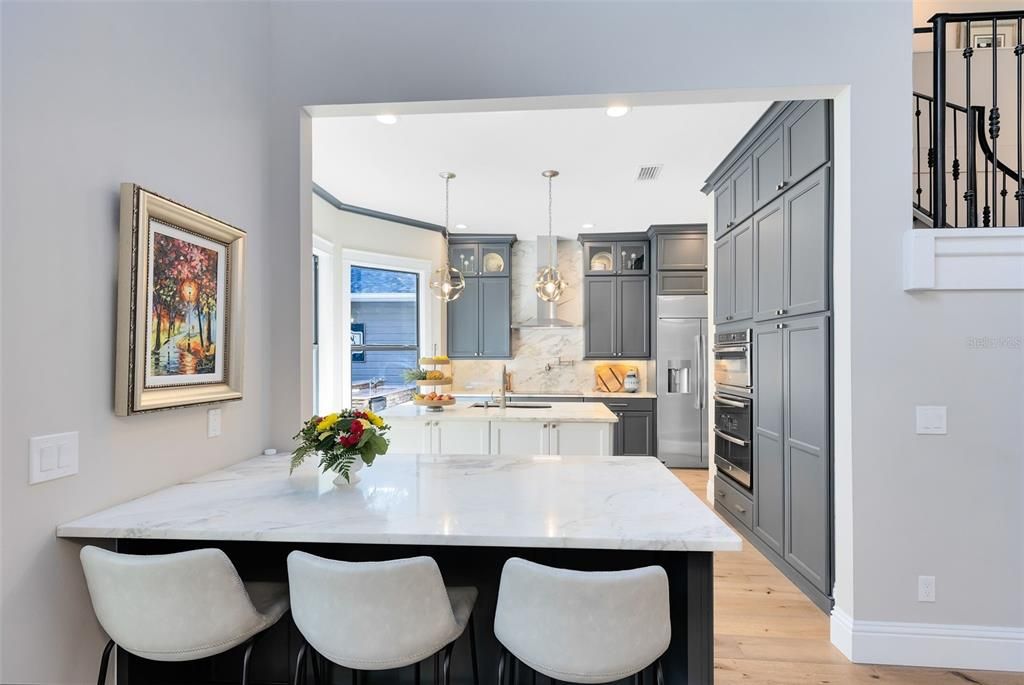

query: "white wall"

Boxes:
[1, 3, 272, 683]
[2, 1, 1021, 682]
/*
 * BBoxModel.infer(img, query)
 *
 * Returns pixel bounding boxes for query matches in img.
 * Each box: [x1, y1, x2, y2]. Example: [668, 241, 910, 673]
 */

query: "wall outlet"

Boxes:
[207, 408, 222, 438]
[29, 431, 79, 484]
[918, 575, 936, 602]
[915, 405, 947, 435]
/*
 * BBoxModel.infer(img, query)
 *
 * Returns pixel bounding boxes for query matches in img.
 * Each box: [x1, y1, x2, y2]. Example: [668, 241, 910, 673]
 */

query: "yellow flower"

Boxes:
[316, 413, 340, 432]
[364, 411, 385, 428]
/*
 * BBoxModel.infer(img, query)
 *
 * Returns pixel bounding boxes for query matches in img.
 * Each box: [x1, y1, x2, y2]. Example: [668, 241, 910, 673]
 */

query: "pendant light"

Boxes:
[535, 170, 567, 302]
[429, 172, 466, 302]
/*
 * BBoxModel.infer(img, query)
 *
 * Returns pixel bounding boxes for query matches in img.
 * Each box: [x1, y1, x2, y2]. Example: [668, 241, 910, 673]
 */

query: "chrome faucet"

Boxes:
[498, 364, 508, 408]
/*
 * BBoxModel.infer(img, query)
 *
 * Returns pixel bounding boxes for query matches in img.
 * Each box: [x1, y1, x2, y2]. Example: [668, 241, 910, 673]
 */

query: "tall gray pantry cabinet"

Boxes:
[446, 235, 515, 359]
[703, 99, 834, 611]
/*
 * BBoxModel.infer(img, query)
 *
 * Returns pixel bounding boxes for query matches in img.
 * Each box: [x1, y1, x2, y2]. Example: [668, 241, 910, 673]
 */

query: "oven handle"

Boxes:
[713, 394, 749, 408]
[714, 428, 751, 446]
[713, 344, 750, 353]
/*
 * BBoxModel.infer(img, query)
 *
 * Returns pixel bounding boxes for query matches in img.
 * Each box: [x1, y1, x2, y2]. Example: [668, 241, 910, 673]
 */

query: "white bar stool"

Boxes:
[287, 551, 479, 685]
[80, 546, 289, 685]
[493, 558, 671, 685]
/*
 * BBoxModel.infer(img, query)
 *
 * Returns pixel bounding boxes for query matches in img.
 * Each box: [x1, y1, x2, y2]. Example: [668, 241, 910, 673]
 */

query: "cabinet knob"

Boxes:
[776, 308, 786, 315]
[776, 323, 785, 329]
[543, 424, 548, 429]
[776, 181, 787, 191]
[551, 424, 558, 429]
[726, 221, 734, 228]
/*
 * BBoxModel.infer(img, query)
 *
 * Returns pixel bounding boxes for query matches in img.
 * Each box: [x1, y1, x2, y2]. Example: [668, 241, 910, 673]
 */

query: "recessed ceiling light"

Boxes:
[605, 105, 631, 118]
[375, 114, 398, 125]
[581, 223, 595, 229]
[455, 224, 468, 229]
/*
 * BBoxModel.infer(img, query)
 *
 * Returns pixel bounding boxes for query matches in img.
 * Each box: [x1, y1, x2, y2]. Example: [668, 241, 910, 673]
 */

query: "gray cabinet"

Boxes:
[581, 237, 649, 275]
[713, 155, 754, 238]
[584, 277, 617, 358]
[586, 397, 656, 457]
[657, 271, 707, 295]
[617, 276, 650, 358]
[447, 235, 515, 359]
[783, 314, 830, 594]
[714, 474, 753, 530]
[657, 233, 707, 270]
[784, 100, 829, 187]
[753, 323, 784, 556]
[753, 127, 785, 207]
[714, 180, 733, 238]
[754, 167, 829, 322]
[713, 219, 753, 325]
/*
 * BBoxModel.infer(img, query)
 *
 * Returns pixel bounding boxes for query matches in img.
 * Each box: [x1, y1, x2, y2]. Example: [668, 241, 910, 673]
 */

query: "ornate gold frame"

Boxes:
[114, 184, 246, 415]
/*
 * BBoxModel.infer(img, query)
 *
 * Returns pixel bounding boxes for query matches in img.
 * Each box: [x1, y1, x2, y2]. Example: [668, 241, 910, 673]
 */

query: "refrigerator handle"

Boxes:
[694, 334, 702, 410]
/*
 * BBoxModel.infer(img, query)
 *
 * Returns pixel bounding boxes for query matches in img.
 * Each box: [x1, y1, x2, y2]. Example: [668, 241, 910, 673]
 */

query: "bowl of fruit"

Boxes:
[413, 391, 456, 411]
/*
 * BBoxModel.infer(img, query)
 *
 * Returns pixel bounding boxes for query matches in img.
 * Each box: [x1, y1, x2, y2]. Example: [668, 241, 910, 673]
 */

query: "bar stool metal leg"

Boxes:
[240, 638, 256, 685]
[294, 642, 309, 685]
[655, 661, 664, 685]
[96, 639, 115, 685]
[468, 613, 480, 685]
[496, 645, 509, 685]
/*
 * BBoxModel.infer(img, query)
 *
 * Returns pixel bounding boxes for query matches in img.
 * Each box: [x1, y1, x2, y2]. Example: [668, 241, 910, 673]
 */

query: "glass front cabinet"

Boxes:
[581, 236, 649, 275]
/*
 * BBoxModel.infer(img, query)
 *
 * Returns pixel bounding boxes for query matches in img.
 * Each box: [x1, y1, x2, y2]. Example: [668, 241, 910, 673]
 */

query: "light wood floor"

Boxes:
[672, 469, 1023, 685]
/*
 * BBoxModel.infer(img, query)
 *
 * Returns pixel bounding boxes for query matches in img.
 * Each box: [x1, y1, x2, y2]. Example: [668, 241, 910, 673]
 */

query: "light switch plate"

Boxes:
[207, 408, 222, 438]
[915, 405, 947, 435]
[29, 432, 79, 484]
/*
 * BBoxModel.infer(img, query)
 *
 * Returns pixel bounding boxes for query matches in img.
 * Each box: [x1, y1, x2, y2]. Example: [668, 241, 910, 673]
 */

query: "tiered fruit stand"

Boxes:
[412, 356, 455, 412]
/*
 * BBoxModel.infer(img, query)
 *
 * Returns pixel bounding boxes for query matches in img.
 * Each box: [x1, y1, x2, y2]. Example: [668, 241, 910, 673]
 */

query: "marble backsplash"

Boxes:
[451, 239, 649, 394]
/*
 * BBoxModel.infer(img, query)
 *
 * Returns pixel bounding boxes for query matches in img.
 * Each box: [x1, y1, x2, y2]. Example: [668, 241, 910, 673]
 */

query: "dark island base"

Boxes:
[111, 540, 713, 685]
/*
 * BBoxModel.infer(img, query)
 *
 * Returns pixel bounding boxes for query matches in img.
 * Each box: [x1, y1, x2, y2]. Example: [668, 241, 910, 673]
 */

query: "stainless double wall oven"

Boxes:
[713, 330, 753, 489]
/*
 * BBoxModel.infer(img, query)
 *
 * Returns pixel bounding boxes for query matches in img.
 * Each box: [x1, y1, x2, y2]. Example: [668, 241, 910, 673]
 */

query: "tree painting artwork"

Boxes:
[145, 220, 227, 387]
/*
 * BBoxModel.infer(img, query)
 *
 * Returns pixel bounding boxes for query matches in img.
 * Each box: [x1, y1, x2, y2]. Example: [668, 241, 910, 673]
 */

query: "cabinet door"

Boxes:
[657, 271, 707, 296]
[447, 278, 480, 358]
[479, 243, 510, 277]
[784, 167, 829, 318]
[584, 242, 617, 275]
[449, 245, 479, 276]
[490, 421, 548, 456]
[713, 235, 734, 324]
[584, 277, 617, 358]
[387, 422, 432, 454]
[435, 420, 490, 455]
[479, 278, 511, 358]
[550, 422, 612, 456]
[732, 156, 754, 221]
[714, 180, 734, 238]
[657, 233, 707, 270]
[784, 315, 831, 594]
[617, 240, 649, 275]
[753, 126, 785, 207]
[616, 276, 650, 358]
[731, 219, 754, 321]
[753, 198, 785, 321]
[617, 412, 654, 456]
[753, 324, 785, 556]
[784, 100, 829, 186]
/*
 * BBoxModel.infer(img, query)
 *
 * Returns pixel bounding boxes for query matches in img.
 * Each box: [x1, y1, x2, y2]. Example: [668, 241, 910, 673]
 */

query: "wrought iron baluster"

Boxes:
[964, 24, 978, 227]
[932, 14, 948, 227]
[1001, 171, 1008, 226]
[915, 96, 923, 210]
[1016, 18, 1022, 227]
[927, 99, 935, 215]
[983, 156, 991, 227]
[990, 18, 1001, 227]
[952, 112, 961, 226]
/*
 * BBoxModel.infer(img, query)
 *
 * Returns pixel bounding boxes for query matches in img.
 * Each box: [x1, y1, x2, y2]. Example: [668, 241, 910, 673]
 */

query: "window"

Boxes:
[349, 265, 419, 408]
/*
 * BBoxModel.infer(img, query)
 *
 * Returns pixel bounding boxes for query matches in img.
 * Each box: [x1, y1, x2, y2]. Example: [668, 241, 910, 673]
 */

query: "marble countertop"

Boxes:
[452, 391, 657, 399]
[56, 453, 741, 552]
[379, 402, 618, 423]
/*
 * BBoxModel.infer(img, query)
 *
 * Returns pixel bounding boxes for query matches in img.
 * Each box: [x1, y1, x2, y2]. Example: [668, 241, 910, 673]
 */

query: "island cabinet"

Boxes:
[387, 419, 490, 455]
[491, 421, 611, 456]
[447, 235, 515, 359]
[581, 233, 651, 360]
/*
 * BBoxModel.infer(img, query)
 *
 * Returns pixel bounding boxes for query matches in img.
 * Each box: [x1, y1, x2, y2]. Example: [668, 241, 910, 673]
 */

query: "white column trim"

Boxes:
[904, 227, 1024, 291]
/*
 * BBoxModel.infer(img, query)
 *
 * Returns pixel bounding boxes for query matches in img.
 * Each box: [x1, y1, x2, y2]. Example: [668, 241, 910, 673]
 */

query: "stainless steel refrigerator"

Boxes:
[656, 295, 708, 467]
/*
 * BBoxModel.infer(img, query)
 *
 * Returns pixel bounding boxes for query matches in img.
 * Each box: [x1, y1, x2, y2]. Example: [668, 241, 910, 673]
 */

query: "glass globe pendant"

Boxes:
[535, 170, 567, 302]
[430, 172, 465, 302]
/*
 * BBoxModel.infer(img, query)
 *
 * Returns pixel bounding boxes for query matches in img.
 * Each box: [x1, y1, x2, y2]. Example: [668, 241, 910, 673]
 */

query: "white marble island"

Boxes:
[58, 453, 737, 684]
[380, 401, 617, 457]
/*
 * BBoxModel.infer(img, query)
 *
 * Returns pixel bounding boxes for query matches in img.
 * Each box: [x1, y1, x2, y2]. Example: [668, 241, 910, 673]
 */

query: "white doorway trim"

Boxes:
[312, 235, 336, 414]
[338, 249, 433, 409]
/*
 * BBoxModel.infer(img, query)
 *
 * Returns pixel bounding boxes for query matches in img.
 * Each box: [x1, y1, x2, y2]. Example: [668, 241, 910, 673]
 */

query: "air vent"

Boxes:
[636, 164, 663, 182]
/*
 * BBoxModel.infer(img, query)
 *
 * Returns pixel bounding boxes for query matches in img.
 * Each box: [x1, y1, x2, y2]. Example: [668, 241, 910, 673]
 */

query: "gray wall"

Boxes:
[2, 1, 1022, 682]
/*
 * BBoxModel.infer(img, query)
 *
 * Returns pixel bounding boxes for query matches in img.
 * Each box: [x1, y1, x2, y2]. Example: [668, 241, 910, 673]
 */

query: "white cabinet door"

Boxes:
[489, 421, 549, 456]
[434, 420, 490, 455]
[387, 421, 431, 454]
[549, 423, 612, 456]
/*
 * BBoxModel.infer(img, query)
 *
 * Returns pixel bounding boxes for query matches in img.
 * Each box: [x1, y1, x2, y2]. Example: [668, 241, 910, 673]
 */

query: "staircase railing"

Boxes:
[915, 10, 1024, 228]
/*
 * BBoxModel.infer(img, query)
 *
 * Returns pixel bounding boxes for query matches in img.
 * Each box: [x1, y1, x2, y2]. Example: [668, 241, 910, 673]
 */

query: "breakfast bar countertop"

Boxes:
[56, 452, 741, 552]
[378, 401, 619, 423]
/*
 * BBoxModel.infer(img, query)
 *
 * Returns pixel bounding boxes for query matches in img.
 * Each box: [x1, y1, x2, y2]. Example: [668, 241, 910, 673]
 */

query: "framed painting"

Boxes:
[115, 184, 246, 415]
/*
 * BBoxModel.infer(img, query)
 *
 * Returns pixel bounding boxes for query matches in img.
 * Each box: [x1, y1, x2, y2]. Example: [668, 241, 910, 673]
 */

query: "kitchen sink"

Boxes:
[469, 402, 553, 409]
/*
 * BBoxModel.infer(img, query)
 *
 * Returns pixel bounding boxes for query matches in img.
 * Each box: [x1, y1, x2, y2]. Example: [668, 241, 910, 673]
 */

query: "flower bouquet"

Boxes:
[290, 410, 390, 485]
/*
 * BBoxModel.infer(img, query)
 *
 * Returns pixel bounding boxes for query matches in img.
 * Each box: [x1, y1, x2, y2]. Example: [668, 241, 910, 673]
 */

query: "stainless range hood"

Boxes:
[512, 236, 577, 329]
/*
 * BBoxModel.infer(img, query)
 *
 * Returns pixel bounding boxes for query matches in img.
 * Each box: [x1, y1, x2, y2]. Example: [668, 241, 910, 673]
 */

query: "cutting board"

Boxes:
[594, 365, 635, 393]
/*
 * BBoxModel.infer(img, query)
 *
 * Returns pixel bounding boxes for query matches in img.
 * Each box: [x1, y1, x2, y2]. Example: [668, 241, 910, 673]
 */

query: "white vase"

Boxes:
[332, 457, 364, 486]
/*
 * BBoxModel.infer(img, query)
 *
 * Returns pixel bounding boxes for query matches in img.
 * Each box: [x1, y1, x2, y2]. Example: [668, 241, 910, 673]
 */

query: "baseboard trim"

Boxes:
[831, 608, 1024, 672]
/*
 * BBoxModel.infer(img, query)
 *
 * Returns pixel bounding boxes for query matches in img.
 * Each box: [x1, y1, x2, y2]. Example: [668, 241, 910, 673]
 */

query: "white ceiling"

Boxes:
[312, 101, 771, 239]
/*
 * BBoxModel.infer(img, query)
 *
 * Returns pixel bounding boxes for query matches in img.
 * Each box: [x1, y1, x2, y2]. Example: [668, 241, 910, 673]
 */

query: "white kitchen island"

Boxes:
[380, 401, 617, 457]
[58, 452, 738, 684]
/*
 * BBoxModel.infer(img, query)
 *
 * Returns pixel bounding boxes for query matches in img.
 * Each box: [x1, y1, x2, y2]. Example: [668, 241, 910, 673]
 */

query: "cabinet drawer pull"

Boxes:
[733, 504, 747, 514]
[606, 403, 629, 408]
[716, 490, 725, 499]
[777, 323, 785, 329]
